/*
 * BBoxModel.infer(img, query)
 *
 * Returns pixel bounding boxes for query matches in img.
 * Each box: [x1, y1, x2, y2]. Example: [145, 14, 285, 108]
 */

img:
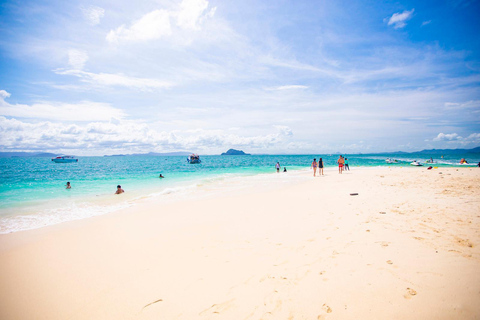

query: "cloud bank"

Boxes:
[0, 91, 126, 121]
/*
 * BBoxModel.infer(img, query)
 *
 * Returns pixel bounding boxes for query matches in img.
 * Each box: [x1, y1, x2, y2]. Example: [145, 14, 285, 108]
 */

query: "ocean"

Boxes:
[1, 153, 478, 234]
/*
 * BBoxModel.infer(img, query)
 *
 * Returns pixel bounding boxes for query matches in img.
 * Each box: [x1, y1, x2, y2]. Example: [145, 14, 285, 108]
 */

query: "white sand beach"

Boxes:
[0, 167, 479, 319]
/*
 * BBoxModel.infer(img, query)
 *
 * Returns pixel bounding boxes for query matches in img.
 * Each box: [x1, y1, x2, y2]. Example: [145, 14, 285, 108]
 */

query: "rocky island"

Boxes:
[221, 149, 251, 155]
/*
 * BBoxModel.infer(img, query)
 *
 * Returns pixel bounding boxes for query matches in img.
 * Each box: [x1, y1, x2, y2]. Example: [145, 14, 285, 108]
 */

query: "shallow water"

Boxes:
[1, 153, 478, 233]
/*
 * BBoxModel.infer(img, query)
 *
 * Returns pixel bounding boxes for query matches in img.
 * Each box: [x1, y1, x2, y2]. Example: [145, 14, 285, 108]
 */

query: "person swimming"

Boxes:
[159, 174, 165, 178]
[115, 185, 124, 194]
[66, 182, 71, 189]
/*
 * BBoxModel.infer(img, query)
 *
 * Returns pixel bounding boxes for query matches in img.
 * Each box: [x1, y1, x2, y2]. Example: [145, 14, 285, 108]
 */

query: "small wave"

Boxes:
[0, 202, 131, 234]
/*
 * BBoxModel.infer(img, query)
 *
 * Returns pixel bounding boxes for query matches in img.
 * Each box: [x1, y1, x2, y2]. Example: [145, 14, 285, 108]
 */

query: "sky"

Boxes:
[0, 0, 479, 155]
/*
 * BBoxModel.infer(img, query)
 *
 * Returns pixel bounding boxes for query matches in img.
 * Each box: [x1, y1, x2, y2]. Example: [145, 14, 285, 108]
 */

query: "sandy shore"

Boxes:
[0, 167, 479, 319]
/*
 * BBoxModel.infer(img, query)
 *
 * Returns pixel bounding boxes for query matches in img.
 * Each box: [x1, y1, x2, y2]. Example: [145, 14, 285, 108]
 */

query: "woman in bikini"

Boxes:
[311, 158, 318, 177]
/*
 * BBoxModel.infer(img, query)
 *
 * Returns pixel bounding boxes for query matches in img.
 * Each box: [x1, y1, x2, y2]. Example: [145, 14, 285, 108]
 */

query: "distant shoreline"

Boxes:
[1, 146, 479, 158]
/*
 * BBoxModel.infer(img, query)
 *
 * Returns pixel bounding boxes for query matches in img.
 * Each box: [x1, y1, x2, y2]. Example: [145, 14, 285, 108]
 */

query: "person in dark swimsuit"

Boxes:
[318, 158, 324, 175]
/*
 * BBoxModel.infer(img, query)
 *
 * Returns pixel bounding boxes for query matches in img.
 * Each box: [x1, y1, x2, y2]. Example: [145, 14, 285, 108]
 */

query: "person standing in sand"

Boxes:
[344, 158, 349, 171]
[311, 158, 318, 177]
[318, 158, 324, 175]
[337, 155, 344, 174]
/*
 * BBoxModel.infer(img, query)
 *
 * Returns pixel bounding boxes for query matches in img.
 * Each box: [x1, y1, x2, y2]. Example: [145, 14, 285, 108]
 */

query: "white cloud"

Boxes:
[386, 9, 414, 29]
[81, 5, 105, 26]
[421, 20, 432, 26]
[444, 100, 480, 110]
[430, 132, 480, 147]
[432, 133, 462, 141]
[106, 10, 172, 43]
[273, 125, 293, 136]
[0, 92, 125, 121]
[68, 49, 88, 70]
[268, 85, 309, 91]
[465, 133, 480, 144]
[176, 0, 210, 30]
[0, 90, 11, 99]
[106, 0, 216, 44]
[55, 69, 174, 91]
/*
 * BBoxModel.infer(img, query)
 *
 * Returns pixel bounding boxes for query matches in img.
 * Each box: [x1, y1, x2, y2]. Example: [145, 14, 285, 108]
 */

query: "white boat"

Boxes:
[410, 161, 423, 166]
[187, 154, 201, 164]
[52, 155, 78, 163]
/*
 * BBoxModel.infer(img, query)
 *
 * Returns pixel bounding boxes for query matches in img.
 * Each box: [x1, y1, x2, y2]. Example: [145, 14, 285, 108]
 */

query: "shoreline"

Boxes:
[0, 167, 479, 319]
[2, 164, 476, 235]
[0, 167, 310, 234]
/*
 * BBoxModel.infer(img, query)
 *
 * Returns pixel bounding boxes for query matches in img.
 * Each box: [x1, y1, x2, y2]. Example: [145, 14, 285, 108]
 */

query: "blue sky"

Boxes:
[1, 0, 479, 155]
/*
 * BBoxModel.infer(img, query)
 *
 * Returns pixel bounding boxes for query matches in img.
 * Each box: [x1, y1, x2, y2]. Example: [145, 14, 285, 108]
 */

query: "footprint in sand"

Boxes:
[386, 260, 393, 264]
[199, 299, 235, 315]
[321, 304, 332, 313]
[404, 288, 417, 299]
[456, 238, 474, 248]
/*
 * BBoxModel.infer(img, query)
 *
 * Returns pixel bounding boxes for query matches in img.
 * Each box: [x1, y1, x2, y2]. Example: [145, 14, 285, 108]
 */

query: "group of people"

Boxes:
[65, 173, 167, 194]
[65, 182, 125, 194]
[310, 155, 349, 176]
[310, 158, 324, 177]
[336, 155, 349, 174]
[275, 162, 287, 173]
[276, 156, 351, 177]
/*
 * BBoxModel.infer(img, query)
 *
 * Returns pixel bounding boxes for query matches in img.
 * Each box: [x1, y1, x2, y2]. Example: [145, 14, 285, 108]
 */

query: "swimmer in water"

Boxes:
[66, 182, 71, 189]
[115, 185, 124, 194]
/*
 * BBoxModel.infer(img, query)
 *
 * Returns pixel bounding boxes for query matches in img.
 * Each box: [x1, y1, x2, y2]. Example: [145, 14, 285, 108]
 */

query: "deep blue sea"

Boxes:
[1, 153, 478, 233]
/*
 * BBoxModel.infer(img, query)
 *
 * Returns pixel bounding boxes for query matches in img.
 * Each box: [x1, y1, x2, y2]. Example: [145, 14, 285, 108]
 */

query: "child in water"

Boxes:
[115, 185, 124, 194]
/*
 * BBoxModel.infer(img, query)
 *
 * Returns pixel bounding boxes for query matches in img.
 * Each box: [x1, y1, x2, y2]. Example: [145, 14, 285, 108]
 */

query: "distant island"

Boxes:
[221, 149, 251, 155]
[0, 152, 57, 158]
[389, 147, 480, 155]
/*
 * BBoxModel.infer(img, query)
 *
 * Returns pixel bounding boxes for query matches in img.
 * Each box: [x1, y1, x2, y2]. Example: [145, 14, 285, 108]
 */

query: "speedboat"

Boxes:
[52, 155, 78, 163]
[410, 161, 423, 166]
[187, 154, 201, 164]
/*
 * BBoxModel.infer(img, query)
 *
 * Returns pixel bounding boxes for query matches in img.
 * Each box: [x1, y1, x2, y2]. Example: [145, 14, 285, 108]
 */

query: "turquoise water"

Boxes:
[1, 153, 478, 233]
